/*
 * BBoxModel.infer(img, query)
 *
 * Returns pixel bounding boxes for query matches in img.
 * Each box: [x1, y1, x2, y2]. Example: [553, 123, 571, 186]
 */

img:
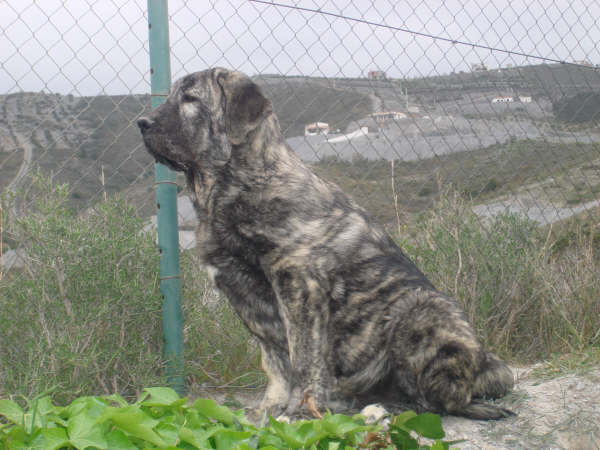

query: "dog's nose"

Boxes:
[137, 117, 153, 132]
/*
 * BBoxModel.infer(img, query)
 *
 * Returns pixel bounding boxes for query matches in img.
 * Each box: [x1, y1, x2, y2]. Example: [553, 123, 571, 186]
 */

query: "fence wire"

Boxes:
[1, 0, 599, 401]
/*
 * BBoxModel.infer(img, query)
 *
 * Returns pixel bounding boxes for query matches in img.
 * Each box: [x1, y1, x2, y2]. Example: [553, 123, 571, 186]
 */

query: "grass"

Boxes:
[402, 189, 600, 362]
[0, 174, 262, 405]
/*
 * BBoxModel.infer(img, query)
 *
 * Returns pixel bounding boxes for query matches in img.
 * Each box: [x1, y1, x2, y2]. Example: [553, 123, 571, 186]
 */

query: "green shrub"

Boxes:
[403, 189, 600, 360]
[0, 173, 261, 403]
[0, 174, 164, 403]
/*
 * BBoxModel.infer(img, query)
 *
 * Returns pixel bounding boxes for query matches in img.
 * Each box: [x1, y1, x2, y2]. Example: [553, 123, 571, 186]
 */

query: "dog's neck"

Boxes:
[229, 115, 298, 179]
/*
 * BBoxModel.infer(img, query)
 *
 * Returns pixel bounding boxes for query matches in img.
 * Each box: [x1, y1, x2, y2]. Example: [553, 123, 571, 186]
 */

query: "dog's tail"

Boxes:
[455, 399, 516, 420]
[454, 351, 516, 420]
[418, 346, 515, 420]
[472, 351, 515, 399]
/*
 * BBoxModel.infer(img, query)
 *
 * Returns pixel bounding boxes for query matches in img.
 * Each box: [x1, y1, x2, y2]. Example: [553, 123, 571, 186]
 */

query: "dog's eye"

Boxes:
[182, 93, 197, 103]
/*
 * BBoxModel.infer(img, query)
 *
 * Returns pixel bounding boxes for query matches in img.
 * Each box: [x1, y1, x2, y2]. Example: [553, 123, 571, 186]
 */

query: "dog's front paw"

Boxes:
[301, 389, 324, 419]
[248, 402, 287, 425]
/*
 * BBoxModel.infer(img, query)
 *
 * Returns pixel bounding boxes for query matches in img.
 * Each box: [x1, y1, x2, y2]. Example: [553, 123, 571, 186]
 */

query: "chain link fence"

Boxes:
[1, 0, 599, 402]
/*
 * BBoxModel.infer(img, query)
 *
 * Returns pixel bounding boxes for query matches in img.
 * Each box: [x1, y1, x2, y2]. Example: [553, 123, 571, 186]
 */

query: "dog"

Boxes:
[138, 68, 515, 420]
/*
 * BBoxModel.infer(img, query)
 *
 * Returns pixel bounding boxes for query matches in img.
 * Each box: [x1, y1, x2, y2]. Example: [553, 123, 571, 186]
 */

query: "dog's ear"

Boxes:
[215, 69, 273, 145]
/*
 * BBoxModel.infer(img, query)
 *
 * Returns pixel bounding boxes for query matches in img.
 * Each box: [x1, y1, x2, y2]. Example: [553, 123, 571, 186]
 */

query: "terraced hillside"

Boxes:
[1, 63, 599, 223]
[0, 79, 373, 215]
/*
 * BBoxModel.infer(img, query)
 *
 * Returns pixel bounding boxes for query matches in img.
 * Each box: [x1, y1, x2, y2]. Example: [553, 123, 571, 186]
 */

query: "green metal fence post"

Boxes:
[146, 0, 185, 395]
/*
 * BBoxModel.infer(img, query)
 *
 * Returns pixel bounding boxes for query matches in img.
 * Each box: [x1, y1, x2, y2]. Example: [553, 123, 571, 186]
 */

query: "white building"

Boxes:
[304, 122, 329, 136]
[492, 96, 514, 103]
[519, 96, 532, 103]
[370, 111, 407, 123]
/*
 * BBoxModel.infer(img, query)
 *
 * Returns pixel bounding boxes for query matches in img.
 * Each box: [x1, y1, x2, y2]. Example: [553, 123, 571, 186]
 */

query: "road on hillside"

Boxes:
[7, 134, 33, 192]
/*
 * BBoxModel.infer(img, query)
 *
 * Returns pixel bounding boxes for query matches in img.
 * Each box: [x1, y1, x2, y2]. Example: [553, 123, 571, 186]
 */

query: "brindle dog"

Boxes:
[138, 68, 515, 420]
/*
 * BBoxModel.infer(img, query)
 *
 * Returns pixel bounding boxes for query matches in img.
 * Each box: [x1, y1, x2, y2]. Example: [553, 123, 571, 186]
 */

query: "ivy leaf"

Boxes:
[96, 405, 166, 447]
[40, 427, 70, 450]
[212, 429, 253, 450]
[104, 428, 140, 450]
[141, 387, 187, 407]
[68, 409, 108, 449]
[0, 399, 23, 424]
[404, 413, 445, 440]
[193, 398, 249, 426]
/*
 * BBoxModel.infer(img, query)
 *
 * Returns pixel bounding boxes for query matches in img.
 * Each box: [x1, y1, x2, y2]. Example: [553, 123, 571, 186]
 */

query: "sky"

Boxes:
[1, 0, 599, 96]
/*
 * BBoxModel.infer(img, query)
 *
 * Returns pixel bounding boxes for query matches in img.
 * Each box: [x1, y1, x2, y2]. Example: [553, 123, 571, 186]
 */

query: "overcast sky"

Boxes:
[1, 0, 599, 95]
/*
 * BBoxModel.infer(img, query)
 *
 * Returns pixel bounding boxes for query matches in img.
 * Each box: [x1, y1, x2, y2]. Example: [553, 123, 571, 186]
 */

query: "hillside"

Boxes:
[0, 79, 373, 215]
[1, 63, 600, 221]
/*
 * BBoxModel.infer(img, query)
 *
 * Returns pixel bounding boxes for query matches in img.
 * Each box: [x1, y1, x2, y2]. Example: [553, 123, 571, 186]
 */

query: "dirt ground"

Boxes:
[441, 366, 600, 449]
[199, 364, 600, 449]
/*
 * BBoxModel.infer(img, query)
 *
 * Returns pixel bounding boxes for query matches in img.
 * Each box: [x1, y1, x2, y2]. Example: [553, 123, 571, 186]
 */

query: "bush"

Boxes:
[0, 174, 164, 403]
[403, 189, 600, 360]
[179, 254, 263, 390]
[0, 173, 261, 403]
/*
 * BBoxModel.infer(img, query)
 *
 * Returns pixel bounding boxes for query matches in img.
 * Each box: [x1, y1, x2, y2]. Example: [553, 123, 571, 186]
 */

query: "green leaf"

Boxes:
[320, 413, 373, 439]
[430, 440, 447, 450]
[155, 422, 179, 446]
[67, 396, 109, 420]
[68, 409, 108, 449]
[212, 429, 253, 450]
[105, 428, 139, 450]
[178, 425, 213, 449]
[103, 393, 129, 408]
[294, 421, 327, 447]
[35, 396, 57, 421]
[393, 410, 418, 426]
[96, 405, 166, 447]
[193, 398, 247, 426]
[41, 427, 70, 450]
[268, 417, 303, 448]
[0, 399, 23, 424]
[389, 428, 419, 450]
[404, 413, 445, 440]
[141, 387, 187, 407]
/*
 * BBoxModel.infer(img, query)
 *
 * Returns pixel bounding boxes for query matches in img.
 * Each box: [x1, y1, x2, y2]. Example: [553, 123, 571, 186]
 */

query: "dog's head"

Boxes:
[138, 68, 273, 172]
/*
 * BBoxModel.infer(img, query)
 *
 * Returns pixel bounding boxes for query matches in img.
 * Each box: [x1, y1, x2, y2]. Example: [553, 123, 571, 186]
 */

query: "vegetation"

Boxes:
[1, 169, 598, 446]
[402, 189, 600, 361]
[0, 173, 258, 405]
[0, 387, 459, 449]
[553, 92, 600, 123]
[311, 139, 600, 224]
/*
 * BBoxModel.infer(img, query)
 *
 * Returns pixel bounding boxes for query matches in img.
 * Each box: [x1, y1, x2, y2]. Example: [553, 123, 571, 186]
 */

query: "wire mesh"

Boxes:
[1, 0, 599, 401]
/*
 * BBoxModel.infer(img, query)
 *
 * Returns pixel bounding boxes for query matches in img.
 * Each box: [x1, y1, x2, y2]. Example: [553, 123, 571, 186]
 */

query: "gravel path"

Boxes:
[439, 366, 600, 449]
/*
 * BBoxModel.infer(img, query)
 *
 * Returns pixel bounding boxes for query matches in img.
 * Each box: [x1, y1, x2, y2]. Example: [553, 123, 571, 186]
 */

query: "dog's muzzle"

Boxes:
[137, 117, 154, 133]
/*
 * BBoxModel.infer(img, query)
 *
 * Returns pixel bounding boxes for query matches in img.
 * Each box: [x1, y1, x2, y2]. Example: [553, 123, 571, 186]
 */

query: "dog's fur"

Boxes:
[138, 68, 515, 420]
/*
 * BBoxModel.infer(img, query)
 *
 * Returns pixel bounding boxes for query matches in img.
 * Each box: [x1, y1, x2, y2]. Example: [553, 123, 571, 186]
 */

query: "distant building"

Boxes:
[492, 96, 514, 103]
[574, 60, 593, 67]
[519, 96, 532, 103]
[472, 63, 488, 72]
[304, 122, 329, 136]
[370, 111, 407, 123]
[368, 70, 387, 80]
